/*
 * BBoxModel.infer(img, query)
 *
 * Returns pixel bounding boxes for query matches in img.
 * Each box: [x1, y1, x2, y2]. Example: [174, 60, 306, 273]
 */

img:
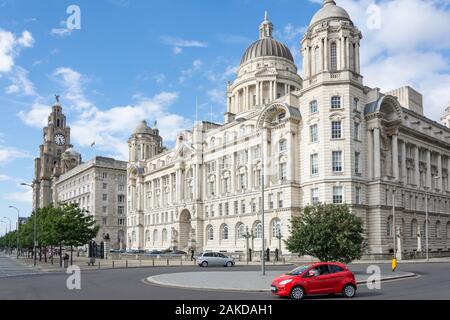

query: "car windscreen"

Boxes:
[286, 265, 310, 275]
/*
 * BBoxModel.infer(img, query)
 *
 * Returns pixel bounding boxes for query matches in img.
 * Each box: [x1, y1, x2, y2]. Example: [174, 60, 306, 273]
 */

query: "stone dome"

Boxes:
[310, 0, 351, 27]
[240, 38, 294, 65]
[134, 120, 151, 134]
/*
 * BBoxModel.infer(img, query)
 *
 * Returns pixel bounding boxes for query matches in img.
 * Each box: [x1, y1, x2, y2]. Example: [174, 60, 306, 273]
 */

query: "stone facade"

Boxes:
[53, 157, 127, 249]
[126, 0, 450, 259]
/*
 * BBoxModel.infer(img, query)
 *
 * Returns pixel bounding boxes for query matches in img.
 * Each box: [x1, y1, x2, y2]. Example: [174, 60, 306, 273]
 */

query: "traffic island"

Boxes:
[145, 270, 417, 292]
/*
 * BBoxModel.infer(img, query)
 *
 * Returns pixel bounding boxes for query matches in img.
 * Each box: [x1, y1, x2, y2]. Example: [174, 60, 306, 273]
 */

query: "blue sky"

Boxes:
[1, 0, 450, 230]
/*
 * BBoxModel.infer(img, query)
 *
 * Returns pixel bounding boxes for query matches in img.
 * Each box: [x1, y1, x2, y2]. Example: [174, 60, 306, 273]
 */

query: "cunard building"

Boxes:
[126, 0, 450, 259]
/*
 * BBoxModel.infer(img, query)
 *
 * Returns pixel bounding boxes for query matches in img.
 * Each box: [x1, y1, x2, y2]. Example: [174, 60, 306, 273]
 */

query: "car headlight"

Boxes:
[279, 279, 293, 285]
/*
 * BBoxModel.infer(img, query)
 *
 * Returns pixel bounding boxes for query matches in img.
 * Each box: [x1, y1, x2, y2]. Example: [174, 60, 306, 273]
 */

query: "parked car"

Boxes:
[270, 262, 357, 300]
[169, 250, 187, 255]
[197, 252, 234, 267]
[147, 249, 162, 256]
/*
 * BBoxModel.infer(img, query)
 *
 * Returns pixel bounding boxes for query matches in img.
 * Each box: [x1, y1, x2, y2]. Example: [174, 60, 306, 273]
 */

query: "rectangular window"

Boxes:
[333, 186, 343, 204]
[332, 151, 343, 172]
[280, 163, 287, 181]
[225, 202, 229, 215]
[331, 121, 342, 139]
[102, 194, 107, 201]
[311, 188, 319, 205]
[331, 96, 341, 109]
[311, 153, 319, 175]
[354, 122, 360, 140]
[310, 100, 318, 113]
[279, 139, 287, 152]
[205, 206, 209, 218]
[269, 194, 274, 209]
[118, 195, 125, 203]
[118, 206, 124, 215]
[278, 192, 284, 208]
[241, 200, 246, 214]
[102, 172, 108, 179]
[355, 187, 362, 204]
[330, 42, 337, 71]
[251, 198, 256, 212]
[102, 206, 107, 213]
[310, 124, 318, 143]
[218, 203, 223, 216]
[355, 152, 360, 174]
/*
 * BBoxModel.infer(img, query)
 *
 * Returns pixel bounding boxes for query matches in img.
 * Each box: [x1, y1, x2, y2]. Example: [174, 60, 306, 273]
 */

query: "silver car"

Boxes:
[197, 252, 234, 267]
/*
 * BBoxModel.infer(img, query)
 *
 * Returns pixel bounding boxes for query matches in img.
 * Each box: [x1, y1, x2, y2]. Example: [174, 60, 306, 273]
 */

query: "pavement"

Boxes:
[145, 269, 416, 292]
[0, 254, 41, 278]
[1, 257, 450, 299]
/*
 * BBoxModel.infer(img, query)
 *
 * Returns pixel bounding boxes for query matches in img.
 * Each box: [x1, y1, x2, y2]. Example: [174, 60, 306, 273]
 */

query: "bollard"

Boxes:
[98, 261, 100, 269]
[126, 260, 128, 268]
[283, 257, 285, 264]
[167, 258, 169, 266]
[112, 260, 115, 269]
[152, 259, 154, 267]
[180, 256, 182, 265]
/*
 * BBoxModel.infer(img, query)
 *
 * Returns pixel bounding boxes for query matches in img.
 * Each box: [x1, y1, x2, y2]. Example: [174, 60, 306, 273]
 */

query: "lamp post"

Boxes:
[20, 183, 35, 266]
[243, 226, 252, 263]
[260, 128, 266, 276]
[2, 216, 12, 254]
[8, 206, 20, 259]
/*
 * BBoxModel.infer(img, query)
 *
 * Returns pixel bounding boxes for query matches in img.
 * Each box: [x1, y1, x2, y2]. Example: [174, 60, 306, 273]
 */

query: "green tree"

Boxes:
[285, 203, 366, 263]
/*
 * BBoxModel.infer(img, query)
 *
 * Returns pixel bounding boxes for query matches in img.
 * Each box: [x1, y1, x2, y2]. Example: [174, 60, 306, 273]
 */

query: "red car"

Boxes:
[270, 262, 357, 300]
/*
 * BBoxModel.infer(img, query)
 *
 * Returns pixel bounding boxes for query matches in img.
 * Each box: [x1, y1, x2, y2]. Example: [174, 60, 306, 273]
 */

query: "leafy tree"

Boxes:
[285, 203, 366, 263]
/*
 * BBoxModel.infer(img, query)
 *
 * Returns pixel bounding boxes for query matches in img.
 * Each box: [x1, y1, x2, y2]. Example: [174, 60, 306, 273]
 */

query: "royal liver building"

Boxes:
[127, 0, 450, 259]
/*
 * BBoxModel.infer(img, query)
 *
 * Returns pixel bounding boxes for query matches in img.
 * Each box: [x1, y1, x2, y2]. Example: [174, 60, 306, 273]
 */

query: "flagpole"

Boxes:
[195, 97, 198, 126]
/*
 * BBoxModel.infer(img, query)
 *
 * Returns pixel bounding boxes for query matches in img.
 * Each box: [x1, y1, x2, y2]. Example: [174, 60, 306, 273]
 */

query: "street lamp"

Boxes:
[2, 216, 12, 254]
[8, 206, 20, 259]
[1, 219, 11, 254]
[20, 182, 36, 266]
[424, 176, 441, 262]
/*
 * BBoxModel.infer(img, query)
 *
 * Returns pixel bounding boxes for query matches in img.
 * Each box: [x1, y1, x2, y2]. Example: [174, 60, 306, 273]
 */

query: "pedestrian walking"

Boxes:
[275, 248, 279, 262]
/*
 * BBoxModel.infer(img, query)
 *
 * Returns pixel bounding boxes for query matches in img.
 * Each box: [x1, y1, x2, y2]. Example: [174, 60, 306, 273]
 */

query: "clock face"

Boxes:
[54, 134, 66, 146]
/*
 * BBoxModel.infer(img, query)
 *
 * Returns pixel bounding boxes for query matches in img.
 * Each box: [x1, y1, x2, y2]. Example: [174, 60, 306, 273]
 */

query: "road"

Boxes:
[0, 254, 449, 300]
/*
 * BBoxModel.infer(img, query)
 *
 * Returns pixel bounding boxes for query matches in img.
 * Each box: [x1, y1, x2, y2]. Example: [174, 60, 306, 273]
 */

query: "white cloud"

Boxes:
[178, 59, 203, 83]
[3, 185, 32, 203]
[0, 174, 10, 181]
[207, 88, 226, 106]
[5, 66, 36, 96]
[0, 29, 34, 73]
[161, 36, 207, 55]
[50, 28, 72, 38]
[0, 145, 31, 165]
[53, 67, 94, 111]
[18, 102, 50, 128]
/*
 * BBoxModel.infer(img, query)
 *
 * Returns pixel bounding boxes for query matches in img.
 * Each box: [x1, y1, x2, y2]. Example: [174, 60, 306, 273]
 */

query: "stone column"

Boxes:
[392, 134, 399, 180]
[426, 150, 432, 188]
[324, 37, 328, 71]
[269, 81, 273, 102]
[262, 129, 269, 187]
[401, 140, 407, 185]
[346, 39, 351, 70]
[248, 147, 254, 190]
[373, 128, 381, 179]
[256, 82, 260, 105]
[414, 146, 420, 186]
[448, 157, 450, 191]
[368, 130, 373, 179]
[340, 38, 345, 69]
[437, 153, 442, 190]
[355, 43, 360, 73]
[231, 153, 236, 192]
[175, 170, 180, 203]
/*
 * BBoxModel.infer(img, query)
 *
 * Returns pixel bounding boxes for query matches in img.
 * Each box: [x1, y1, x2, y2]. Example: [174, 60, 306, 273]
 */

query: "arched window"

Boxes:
[387, 216, 393, 237]
[237, 224, 246, 239]
[436, 221, 442, 239]
[272, 219, 281, 239]
[255, 222, 262, 239]
[162, 228, 168, 242]
[221, 225, 229, 240]
[410, 219, 418, 238]
[330, 42, 337, 71]
[153, 229, 158, 244]
[207, 226, 214, 241]
[315, 46, 320, 74]
[210, 137, 215, 148]
[145, 230, 150, 242]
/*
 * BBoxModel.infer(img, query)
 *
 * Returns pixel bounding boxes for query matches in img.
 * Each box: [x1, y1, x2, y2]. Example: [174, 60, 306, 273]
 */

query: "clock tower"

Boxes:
[32, 96, 79, 211]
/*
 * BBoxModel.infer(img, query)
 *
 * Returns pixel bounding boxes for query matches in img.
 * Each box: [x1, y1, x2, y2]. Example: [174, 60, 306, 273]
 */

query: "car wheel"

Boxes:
[342, 284, 356, 298]
[201, 261, 208, 268]
[226, 261, 233, 268]
[290, 286, 304, 300]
